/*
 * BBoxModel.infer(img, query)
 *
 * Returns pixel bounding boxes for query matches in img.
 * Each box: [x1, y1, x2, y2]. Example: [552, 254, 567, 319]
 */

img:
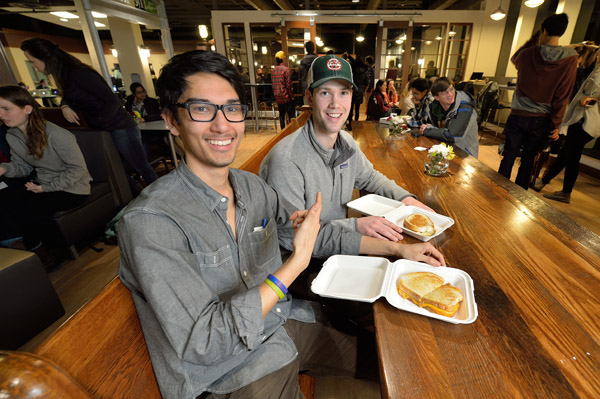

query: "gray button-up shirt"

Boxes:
[118, 161, 334, 399]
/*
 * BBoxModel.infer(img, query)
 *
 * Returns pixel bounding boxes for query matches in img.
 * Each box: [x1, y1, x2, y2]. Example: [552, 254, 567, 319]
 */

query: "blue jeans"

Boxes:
[111, 126, 158, 185]
[498, 114, 551, 190]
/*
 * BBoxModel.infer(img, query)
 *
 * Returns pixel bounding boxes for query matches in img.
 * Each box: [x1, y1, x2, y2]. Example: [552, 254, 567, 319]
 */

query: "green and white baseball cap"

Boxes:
[308, 55, 358, 91]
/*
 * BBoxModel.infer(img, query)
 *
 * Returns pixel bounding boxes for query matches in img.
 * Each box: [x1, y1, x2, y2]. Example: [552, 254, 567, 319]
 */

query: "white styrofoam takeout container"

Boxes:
[311, 255, 478, 324]
[346, 194, 455, 241]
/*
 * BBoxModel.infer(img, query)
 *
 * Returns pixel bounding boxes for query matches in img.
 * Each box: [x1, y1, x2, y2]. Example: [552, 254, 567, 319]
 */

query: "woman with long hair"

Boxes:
[366, 80, 391, 120]
[20, 37, 157, 187]
[0, 85, 90, 250]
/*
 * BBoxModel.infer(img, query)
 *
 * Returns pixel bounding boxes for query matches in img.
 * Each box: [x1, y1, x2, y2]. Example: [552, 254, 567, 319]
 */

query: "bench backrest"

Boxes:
[34, 278, 161, 399]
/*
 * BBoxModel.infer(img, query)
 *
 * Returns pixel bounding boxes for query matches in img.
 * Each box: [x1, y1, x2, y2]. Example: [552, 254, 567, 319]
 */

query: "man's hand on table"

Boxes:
[357, 216, 404, 241]
[402, 196, 435, 213]
[396, 242, 446, 267]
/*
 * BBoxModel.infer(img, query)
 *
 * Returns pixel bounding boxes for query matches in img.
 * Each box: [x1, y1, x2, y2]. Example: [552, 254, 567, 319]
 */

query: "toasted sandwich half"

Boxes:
[397, 272, 463, 318]
[403, 214, 435, 236]
[421, 283, 464, 317]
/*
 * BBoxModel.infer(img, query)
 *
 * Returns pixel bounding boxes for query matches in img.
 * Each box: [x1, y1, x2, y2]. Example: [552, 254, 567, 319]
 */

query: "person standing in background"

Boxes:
[365, 55, 375, 103]
[533, 49, 600, 203]
[272, 50, 295, 129]
[342, 52, 368, 131]
[20, 37, 158, 189]
[299, 41, 318, 104]
[497, 13, 578, 190]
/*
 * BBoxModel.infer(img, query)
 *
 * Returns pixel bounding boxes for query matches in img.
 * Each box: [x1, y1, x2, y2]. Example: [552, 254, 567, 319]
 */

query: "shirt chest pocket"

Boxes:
[194, 246, 237, 295]
[247, 219, 279, 271]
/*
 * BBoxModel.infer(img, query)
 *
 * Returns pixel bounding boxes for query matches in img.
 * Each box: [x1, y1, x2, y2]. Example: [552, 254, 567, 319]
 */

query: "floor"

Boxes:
[18, 116, 600, 399]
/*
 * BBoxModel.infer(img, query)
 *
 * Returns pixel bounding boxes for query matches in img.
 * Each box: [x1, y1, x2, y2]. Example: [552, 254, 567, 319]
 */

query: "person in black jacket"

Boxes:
[342, 52, 368, 130]
[125, 82, 162, 122]
[20, 38, 158, 187]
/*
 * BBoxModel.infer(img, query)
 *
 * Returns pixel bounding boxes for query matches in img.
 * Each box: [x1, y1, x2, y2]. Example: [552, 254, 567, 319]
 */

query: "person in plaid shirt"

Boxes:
[272, 51, 296, 129]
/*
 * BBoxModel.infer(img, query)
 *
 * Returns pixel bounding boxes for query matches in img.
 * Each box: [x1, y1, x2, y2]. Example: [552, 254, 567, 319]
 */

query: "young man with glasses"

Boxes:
[118, 50, 445, 399]
[418, 77, 479, 158]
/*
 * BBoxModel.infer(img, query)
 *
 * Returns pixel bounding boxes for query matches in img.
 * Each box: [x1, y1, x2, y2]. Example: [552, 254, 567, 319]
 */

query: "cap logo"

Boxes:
[327, 58, 342, 71]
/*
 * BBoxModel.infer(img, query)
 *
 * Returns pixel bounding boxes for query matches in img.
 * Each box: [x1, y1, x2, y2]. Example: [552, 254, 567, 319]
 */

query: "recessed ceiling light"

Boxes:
[50, 11, 78, 19]
[91, 12, 106, 18]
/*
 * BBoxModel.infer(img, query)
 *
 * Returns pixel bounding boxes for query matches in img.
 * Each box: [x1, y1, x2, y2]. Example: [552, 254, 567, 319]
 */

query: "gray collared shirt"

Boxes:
[118, 161, 318, 399]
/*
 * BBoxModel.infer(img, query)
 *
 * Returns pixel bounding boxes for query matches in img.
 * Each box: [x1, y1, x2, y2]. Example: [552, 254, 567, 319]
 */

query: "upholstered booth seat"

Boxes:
[0, 248, 64, 350]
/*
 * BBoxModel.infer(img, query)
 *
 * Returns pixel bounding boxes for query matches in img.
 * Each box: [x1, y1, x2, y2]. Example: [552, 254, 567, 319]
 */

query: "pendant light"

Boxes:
[490, 1, 507, 21]
[524, 0, 544, 8]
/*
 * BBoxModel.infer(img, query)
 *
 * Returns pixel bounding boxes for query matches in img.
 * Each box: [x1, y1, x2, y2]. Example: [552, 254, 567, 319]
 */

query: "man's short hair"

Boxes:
[541, 13, 569, 37]
[430, 77, 454, 96]
[409, 78, 430, 93]
[365, 55, 374, 65]
[156, 51, 245, 122]
[305, 41, 315, 53]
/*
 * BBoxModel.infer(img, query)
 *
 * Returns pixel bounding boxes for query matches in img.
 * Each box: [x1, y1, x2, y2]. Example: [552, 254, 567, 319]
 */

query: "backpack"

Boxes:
[475, 81, 499, 126]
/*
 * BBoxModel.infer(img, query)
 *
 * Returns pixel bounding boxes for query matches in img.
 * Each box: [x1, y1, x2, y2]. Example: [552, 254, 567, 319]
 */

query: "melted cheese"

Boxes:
[397, 286, 460, 317]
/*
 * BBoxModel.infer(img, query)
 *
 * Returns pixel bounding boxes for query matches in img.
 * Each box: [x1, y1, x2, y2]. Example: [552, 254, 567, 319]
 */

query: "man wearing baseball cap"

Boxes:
[272, 50, 296, 129]
[260, 55, 436, 311]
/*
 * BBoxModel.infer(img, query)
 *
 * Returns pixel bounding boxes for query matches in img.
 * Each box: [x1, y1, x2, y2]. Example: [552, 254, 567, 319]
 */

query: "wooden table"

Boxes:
[351, 122, 600, 399]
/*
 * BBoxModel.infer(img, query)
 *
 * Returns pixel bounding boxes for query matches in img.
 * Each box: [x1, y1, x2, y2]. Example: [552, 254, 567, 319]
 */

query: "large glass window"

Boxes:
[409, 24, 445, 81]
[223, 24, 248, 78]
[445, 24, 471, 82]
[380, 27, 409, 84]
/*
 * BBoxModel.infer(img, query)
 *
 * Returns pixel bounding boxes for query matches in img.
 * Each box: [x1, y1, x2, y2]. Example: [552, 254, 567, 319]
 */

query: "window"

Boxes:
[445, 24, 471, 83]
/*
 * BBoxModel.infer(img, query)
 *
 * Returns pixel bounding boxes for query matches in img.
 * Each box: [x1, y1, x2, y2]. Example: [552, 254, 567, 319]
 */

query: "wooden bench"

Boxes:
[0, 110, 315, 399]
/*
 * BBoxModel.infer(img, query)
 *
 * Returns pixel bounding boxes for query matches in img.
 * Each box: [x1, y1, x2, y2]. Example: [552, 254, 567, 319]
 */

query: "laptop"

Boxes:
[470, 72, 484, 80]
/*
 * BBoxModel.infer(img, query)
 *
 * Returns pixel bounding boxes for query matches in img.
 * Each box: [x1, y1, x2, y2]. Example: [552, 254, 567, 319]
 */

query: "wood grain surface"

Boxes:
[350, 122, 600, 399]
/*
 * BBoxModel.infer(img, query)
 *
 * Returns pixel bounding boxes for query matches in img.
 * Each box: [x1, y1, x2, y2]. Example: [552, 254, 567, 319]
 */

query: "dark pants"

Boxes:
[498, 114, 551, 190]
[348, 100, 362, 122]
[542, 121, 593, 193]
[111, 125, 158, 185]
[277, 102, 296, 129]
[0, 186, 88, 248]
[200, 303, 378, 399]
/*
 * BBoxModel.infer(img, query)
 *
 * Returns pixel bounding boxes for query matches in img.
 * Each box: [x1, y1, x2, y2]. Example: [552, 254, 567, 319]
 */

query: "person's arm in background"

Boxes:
[548, 57, 579, 140]
[511, 31, 540, 66]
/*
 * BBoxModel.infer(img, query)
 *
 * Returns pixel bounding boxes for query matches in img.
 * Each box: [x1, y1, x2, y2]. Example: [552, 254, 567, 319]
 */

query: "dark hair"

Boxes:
[409, 78, 429, 93]
[541, 13, 569, 37]
[305, 41, 315, 53]
[20, 37, 100, 92]
[0, 85, 47, 159]
[156, 51, 245, 123]
[130, 82, 145, 94]
[365, 55, 374, 65]
[431, 77, 453, 96]
[375, 79, 385, 91]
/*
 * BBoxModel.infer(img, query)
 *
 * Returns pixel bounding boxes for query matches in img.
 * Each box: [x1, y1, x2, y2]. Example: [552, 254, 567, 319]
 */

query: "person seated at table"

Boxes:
[386, 79, 399, 107]
[0, 85, 90, 252]
[125, 82, 162, 123]
[118, 50, 445, 399]
[405, 78, 434, 128]
[417, 77, 479, 158]
[366, 79, 399, 120]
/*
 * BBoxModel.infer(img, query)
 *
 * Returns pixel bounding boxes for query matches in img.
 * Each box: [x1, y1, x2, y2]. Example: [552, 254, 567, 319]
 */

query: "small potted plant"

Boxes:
[425, 143, 455, 176]
[387, 115, 408, 138]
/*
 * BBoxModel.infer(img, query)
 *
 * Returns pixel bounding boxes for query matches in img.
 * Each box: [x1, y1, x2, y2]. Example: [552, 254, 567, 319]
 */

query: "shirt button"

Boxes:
[276, 307, 281, 313]
[243, 270, 248, 277]
[220, 197, 227, 202]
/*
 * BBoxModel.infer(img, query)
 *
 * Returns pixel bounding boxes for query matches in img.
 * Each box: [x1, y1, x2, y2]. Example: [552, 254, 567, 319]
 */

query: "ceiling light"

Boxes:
[356, 34, 365, 42]
[253, 43, 258, 52]
[261, 46, 267, 55]
[425, 40, 432, 45]
[395, 39, 403, 44]
[448, 30, 456, 37]
[524, 0, 544, 7]
[198, 25, 208, 39]
[60, 18, 68, 22]
[352, 0, 360, 2]
[231, 58, 235, 64]
[490, 2, 507, 20]
[435, 36, 442, 40]
[50, 11, 78, 19]
[411, 47, 415, 50]
[110, 46, 118, 57]
[94, 21, 105, 27]
[91, 12, 106, 18]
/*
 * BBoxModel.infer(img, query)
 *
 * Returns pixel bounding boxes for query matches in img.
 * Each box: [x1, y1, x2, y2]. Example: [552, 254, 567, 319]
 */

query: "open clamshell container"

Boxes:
[311, 255, 478, 324]
[346, 194, 454, 242]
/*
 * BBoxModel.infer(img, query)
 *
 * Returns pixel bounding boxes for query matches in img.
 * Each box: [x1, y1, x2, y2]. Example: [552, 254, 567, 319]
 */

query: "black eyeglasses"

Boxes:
[172, 101, 248, 123]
